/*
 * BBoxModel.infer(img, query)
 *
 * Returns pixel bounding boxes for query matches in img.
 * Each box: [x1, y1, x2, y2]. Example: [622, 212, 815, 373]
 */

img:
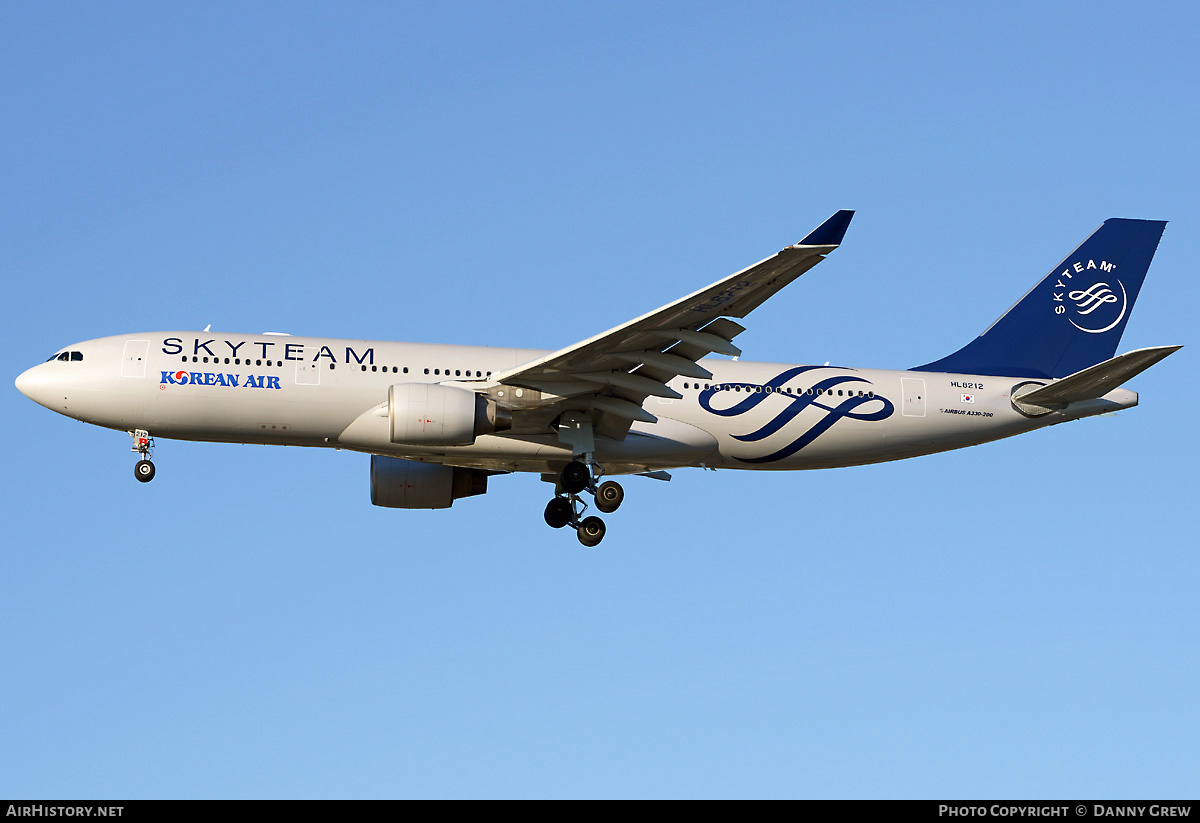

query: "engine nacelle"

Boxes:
[389, 383, 509, 446]
[370, 456, 489, 509]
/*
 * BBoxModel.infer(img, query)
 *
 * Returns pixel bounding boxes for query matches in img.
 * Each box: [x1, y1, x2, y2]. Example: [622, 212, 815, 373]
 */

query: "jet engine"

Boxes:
[388, 383, 510, 446]
[370, 456, 489, 509]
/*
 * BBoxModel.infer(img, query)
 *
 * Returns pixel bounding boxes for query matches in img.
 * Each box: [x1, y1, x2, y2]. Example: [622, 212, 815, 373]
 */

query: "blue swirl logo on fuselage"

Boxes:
[699, 366, 894, 463]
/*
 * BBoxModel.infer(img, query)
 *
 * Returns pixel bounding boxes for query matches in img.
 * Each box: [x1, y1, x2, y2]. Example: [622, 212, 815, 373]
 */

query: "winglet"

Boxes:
[799, 210, 855, 246]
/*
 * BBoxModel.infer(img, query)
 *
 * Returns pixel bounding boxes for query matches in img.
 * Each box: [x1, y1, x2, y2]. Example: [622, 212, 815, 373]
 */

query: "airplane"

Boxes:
[15, 211, 1181, 546]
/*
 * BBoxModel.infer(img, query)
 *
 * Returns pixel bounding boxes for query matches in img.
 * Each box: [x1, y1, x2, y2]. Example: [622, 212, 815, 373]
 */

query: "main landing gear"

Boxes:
[543, 459, 623, 547]
[129, 429, 156, 483]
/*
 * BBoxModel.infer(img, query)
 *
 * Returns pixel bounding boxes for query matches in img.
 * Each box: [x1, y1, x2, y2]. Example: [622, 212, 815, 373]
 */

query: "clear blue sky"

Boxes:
[2, 1, 1197, 799]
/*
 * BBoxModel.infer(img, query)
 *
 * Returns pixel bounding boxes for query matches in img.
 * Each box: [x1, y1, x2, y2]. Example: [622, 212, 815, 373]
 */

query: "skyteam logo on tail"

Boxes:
[1051, 259, 1128, 334]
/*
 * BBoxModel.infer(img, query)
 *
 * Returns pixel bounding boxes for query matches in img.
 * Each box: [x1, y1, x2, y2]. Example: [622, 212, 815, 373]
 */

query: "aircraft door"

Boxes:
[901, 377, 926, 417]
[121, 340, 150, 378]
[295, 360, 320, 386]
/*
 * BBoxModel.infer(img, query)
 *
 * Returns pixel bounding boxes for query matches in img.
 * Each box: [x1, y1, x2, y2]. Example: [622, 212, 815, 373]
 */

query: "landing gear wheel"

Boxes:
[595, 481, 624, 513]
[577, 516, 606, 547]
[134, 459, 156, 483]
[544, 497, 573, 529]
[561, 460, 590, 495]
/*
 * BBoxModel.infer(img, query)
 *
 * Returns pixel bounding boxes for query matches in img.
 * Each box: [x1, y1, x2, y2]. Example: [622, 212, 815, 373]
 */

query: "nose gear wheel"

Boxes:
[128, 429, 157, 484]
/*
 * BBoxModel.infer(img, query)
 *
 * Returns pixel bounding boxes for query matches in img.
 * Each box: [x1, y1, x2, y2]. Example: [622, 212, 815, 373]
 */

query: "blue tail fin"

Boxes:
[915, 218, 1167, 378]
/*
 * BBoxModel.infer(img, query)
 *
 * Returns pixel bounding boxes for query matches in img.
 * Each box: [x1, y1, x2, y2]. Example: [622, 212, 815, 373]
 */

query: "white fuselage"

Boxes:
[16, 331, 1137, 477]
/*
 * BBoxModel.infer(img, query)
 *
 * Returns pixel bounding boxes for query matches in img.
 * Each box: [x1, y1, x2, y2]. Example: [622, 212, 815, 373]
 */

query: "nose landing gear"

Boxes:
[544, 459, 624, 546]
[129, 429, 156, 483]
[134, 459, 155, 482]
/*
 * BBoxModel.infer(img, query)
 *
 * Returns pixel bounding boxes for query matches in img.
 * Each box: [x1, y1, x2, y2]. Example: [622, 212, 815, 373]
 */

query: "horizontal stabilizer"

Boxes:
[1013, 345, 1182, 407]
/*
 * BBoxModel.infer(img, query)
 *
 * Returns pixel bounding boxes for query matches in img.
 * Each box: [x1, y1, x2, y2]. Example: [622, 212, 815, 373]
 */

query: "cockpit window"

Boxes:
[46, 351, 83, 362]
[57, 353, 70, 361]
[46, 353, 62, 362]
[71, 351, 83, 361]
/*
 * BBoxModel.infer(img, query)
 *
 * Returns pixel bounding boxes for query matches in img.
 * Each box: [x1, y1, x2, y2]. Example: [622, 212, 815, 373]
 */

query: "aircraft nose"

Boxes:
[15, 366, 35, 399]
[15, 365, 54, 408]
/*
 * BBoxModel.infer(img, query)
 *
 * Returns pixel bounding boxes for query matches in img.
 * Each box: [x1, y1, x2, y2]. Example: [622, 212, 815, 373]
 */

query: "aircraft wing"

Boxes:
[490, 210, 854, 439]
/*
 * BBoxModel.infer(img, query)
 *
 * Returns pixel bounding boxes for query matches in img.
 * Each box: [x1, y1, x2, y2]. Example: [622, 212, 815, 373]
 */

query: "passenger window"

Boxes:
[455, 370, 461, 376]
